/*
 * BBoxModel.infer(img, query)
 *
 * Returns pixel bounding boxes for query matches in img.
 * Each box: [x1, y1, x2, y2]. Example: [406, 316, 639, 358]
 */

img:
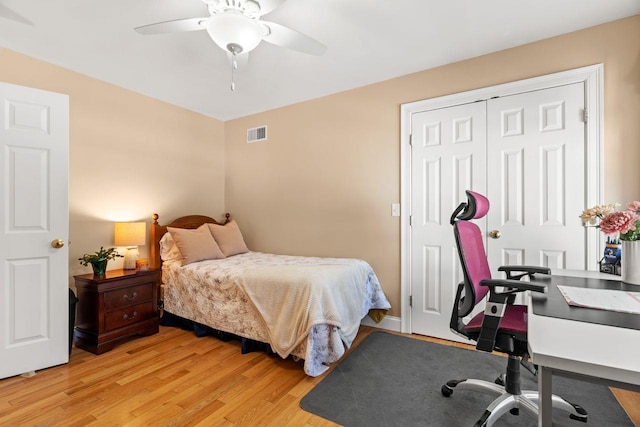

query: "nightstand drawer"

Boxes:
[105, 302, 154, 330]
[104, 284, 153, 310]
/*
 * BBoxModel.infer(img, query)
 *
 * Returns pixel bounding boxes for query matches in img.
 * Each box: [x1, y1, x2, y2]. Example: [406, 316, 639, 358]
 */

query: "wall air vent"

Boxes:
[247, 126, 267, 143]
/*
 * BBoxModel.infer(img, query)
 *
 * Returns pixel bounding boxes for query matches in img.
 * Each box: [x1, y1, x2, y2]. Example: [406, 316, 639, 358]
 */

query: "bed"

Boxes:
[150, 213, 391, 376]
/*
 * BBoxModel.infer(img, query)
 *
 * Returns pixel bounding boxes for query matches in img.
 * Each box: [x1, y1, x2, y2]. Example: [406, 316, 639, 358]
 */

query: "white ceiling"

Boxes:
[0, 0, 638, 121]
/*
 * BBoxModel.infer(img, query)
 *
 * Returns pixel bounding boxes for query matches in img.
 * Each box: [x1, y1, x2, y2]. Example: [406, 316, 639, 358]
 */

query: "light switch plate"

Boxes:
[391, 203, 400, 217]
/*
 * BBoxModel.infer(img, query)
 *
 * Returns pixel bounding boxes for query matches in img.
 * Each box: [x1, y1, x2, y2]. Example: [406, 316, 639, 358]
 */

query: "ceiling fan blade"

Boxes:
[257, 0, 288, 16]
[227, 51, 249, 70]
[0, 4, 33, 25]
[261, 21, 326, 56]
[134, 17, 207, 35]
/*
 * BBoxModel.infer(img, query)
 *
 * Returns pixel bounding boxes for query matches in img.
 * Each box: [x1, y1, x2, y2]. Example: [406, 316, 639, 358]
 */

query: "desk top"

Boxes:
[528, 271, 640, 389]
[531, 273, 640, 331]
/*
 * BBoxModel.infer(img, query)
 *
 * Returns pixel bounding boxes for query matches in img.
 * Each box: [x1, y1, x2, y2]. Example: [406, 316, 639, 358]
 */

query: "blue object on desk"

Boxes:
[600, 238, 622, 275]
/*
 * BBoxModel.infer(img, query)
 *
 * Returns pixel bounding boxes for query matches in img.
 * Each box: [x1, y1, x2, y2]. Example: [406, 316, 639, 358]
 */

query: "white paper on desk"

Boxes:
[557, 285, 640, 314]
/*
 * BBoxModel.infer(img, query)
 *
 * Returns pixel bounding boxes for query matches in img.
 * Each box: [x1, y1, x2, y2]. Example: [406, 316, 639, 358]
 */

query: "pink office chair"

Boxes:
[441, 190, 587, 427]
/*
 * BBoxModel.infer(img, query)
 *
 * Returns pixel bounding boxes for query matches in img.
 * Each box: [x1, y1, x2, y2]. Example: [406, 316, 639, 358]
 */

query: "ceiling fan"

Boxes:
[135, 0, 326, 89]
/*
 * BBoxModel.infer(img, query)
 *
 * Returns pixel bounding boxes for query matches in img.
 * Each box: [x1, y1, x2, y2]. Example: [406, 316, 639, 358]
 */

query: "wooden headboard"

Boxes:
[150, 213, 231, 269]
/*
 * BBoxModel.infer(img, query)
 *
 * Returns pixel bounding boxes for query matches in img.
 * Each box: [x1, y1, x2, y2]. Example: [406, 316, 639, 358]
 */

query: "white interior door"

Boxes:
[409, 82, 586, 341]
[486, 83, 586, 271]
[409, 102, 486, 342]
[0, 82, 69, 378]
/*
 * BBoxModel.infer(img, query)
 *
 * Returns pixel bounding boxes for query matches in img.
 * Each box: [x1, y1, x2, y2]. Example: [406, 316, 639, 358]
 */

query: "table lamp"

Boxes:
[114, 222, 146, 270]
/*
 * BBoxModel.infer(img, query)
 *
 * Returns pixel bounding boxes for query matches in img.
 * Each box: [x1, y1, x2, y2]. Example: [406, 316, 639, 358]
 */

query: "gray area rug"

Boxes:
[300, 331, 632, 426]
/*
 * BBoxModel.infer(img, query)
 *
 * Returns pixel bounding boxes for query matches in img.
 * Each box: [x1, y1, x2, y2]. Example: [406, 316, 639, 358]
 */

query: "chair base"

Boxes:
[441, 378, 587, 427]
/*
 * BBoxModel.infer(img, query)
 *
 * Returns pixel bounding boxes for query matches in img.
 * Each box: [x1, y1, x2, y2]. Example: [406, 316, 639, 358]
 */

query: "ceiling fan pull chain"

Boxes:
[228, 43, 241, 91]
[230, 53, 237, 91]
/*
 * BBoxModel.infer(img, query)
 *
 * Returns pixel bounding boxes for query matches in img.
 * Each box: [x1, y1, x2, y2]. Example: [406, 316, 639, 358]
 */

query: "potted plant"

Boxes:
[79, 246, 123, 276]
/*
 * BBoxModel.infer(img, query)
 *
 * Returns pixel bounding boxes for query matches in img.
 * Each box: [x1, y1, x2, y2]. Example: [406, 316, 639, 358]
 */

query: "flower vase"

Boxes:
[621, 240, 640, 285]
[91, 260, 108, 277]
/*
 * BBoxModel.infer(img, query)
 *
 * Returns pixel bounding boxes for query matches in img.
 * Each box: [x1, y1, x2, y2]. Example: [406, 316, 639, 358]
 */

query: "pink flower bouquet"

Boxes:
[580, 201, 640, 241]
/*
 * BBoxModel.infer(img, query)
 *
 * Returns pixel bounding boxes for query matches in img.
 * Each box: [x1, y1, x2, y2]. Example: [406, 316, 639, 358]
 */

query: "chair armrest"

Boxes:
[498, 265, 551, 275]
[498, 265, 551, 280]
[480, 278, 547, 294]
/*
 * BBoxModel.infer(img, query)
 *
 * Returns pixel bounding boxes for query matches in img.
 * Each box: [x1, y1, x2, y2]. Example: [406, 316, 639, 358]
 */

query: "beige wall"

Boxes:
[1, 16, 637, 316]
[0, 46, 226, 283]
[225, 15, 640, 318]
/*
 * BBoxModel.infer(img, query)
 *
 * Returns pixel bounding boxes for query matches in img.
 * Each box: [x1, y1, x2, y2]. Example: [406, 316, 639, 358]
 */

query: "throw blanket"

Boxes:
[238, 260, 370, 358]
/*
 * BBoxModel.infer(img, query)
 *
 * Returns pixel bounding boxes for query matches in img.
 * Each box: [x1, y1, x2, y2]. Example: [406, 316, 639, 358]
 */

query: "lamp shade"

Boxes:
[114, 222, 146, 247]
[206, 11, 263, 54]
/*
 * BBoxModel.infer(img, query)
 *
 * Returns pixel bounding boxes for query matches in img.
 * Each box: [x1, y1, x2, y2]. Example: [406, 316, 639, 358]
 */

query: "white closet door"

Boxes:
[486, 83, 586, 271]
[409, 82, 586, 341]
[409, 101, 486, 342]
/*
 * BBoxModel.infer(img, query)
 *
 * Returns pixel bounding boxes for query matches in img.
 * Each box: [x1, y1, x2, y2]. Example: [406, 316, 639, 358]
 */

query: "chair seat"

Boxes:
[464, 304, 528, 335]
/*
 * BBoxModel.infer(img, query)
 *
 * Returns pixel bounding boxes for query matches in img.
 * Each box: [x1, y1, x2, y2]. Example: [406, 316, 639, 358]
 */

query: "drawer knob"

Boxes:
[123, 292, 138, 302]
[123, 311, 138, 320]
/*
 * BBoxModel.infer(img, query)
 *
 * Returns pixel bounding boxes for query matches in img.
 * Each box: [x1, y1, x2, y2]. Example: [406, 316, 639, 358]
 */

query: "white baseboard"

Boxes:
[361, 314, 401, 332]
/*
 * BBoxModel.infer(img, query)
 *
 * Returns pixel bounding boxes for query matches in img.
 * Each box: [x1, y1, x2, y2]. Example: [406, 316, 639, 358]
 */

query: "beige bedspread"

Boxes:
[238, 260, 369, 358]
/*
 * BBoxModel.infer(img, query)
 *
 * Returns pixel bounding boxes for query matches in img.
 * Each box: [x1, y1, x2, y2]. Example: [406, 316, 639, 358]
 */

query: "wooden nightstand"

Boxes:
[74, 269, 160, 354]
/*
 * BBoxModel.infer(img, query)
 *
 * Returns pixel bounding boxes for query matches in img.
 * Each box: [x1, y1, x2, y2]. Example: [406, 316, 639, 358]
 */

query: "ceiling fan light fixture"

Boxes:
[206, 11, 263, 54]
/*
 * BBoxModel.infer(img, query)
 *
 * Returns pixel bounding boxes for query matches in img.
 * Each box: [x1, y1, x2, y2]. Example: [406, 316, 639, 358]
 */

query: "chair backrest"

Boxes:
[451, 190, 492, 318]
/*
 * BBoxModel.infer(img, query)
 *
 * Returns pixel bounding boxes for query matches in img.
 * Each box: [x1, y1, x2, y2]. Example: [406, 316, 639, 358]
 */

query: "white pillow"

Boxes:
[159, 232, 182, 262]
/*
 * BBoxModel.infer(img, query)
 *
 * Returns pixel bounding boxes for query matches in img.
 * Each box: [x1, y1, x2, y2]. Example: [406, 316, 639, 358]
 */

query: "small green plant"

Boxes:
[78, 246, 123, 266]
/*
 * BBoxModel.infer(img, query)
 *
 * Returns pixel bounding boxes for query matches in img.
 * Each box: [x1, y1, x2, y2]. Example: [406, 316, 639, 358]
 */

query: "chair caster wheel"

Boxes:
[570, 414, 588, 423]
[569, 402, 588, 422]
[474, 410, 491, 427]
[441, 385, 453, 397]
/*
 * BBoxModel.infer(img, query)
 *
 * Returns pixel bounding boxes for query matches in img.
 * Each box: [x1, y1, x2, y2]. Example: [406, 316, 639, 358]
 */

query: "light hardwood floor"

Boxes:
[0, 326, 638, 426]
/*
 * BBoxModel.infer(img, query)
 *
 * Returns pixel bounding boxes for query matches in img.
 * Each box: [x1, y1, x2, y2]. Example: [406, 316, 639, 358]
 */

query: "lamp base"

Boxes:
[123, 247, 139, 270]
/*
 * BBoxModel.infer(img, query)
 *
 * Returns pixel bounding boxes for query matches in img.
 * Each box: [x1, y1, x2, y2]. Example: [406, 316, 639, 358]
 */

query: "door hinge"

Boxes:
[409, 295, 413, 307]
[409, 134, 413, 146]
[409, 215, 413, 226]
[582, 109, 588, 123]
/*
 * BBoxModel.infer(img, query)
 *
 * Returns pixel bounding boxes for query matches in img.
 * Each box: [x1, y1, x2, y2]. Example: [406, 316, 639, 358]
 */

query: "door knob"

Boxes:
[489, 230, 501, 239]
[51, 239, 65, 249]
